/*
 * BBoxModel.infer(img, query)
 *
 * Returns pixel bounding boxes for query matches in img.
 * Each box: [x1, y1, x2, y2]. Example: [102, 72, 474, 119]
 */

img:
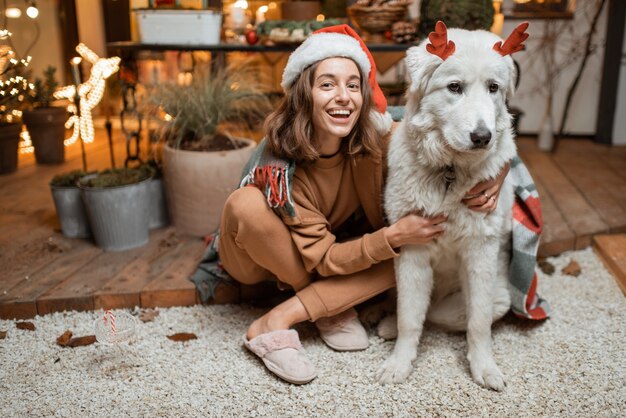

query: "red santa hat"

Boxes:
[281, 24, 393, 135]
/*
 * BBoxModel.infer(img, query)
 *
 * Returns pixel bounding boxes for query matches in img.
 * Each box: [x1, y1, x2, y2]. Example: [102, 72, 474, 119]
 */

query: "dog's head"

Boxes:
[404, 22, 527, 160]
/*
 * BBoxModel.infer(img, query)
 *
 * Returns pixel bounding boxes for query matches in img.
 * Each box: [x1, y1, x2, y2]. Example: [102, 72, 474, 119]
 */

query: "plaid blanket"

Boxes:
[191, 140, 550, 321]
[238, 140, 297, 220]
[509, 156, 550, 319]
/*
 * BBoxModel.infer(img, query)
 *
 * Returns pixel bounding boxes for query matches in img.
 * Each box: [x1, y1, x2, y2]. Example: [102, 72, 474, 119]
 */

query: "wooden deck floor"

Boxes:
[1, 127, 625, 319]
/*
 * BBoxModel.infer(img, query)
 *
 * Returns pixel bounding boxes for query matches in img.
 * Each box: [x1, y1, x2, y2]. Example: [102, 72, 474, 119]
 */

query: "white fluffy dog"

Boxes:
[377, 23, 529, 390]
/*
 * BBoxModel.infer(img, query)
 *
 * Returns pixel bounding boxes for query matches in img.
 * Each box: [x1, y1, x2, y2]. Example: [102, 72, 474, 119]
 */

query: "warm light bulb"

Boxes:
[26, 6, 38, 19]
[5, 7, 21, 18]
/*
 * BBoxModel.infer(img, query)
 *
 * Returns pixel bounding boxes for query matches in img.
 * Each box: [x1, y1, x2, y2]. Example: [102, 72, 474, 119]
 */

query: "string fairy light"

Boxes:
[18, 126, 33, 154]
[53, 43, 120, 146]
[0, 39, 35, 154]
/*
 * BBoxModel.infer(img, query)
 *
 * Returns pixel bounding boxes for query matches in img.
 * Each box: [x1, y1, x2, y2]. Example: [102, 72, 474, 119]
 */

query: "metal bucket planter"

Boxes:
[147, 177, 169, 229]
[80, 176, 151, 251]
[50, 184, 91, 238]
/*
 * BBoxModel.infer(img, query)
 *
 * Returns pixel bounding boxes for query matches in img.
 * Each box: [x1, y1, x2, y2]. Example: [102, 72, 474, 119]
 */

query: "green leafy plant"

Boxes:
[0, 46, 32, 124]
[149, 61, 272, 151]
[255, 18, 343, 37]
[27, 66, 59, 108]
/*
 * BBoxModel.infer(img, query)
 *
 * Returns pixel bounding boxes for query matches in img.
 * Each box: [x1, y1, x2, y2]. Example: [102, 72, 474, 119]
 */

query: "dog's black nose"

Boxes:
[470, 127, 492, 148]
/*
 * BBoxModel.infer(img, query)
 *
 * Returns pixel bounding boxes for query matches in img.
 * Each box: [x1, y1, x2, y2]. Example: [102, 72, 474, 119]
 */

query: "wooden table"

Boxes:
[107, 40, 413, 80]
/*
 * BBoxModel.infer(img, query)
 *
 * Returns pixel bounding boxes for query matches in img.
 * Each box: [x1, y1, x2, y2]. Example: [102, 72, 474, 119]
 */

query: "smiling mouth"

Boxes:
[327, 109, 352, 119]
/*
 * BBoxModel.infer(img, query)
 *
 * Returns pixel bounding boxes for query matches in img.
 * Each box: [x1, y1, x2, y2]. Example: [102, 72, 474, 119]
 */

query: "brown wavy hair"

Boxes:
[264, 60, 382, 164]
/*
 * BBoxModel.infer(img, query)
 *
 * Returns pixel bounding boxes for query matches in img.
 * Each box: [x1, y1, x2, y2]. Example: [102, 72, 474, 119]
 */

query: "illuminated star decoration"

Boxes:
[54, 44, 120, 146]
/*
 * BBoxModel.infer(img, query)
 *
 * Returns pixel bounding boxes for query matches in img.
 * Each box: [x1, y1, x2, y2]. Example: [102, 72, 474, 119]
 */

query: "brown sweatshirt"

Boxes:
[287, 151, 398, 277]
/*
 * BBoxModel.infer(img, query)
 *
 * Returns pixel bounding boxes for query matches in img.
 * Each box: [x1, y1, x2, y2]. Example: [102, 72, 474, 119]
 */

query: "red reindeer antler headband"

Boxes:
[426, 21, 529, 60]
[426, 21, 455, 60]
[493, 22, 529, 56]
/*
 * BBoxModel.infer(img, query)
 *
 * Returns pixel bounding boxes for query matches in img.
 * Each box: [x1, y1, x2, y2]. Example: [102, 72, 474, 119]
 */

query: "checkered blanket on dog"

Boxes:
[508, 156, 550, 319]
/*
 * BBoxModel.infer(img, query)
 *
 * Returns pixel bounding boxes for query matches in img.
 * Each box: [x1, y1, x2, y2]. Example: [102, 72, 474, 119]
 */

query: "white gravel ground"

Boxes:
[1, 247, 625, 417]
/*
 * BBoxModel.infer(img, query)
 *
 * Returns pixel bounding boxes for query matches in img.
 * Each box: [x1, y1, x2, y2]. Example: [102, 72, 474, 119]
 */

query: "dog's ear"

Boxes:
[504, 57, 517, 101]
[405, 46, 442, 100]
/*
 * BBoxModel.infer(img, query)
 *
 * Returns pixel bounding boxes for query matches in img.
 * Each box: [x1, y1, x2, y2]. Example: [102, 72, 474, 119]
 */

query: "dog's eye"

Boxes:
[489, 83, 499, 93]
[447, 83, 462, 94]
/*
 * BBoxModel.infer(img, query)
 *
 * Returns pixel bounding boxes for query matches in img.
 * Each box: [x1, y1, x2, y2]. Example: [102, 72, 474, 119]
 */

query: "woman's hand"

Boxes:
[385, 213, 447, 249]
[462, 162, 510, 213]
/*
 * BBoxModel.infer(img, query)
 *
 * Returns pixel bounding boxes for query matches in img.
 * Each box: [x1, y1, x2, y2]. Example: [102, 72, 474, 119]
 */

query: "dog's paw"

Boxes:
[471, 363, 506, 391]
[377, 314, 398, 340]
[376, 355, 413, 384]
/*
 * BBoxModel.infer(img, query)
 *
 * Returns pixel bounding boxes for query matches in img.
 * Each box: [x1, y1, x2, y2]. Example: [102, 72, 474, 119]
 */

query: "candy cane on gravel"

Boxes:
[104, 310, 116, 335]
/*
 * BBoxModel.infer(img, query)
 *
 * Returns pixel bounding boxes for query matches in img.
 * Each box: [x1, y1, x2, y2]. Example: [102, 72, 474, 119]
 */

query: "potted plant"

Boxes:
[0, 45, 31, 175]
[142, 159, 169, 230]
[254, 18, 342, 44]
[419, 0, 494, 34]
[149, 62, 271, 237]
[50, 169, 92, 239]
[23, 66, 68, 164]
[79, 166, 153, 251]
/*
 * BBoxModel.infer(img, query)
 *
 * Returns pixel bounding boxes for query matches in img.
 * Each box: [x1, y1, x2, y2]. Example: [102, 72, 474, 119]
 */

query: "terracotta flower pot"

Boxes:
[162, 139, 256, 237]
[0, 123, 22, 175]
[22, 107, 67, 164]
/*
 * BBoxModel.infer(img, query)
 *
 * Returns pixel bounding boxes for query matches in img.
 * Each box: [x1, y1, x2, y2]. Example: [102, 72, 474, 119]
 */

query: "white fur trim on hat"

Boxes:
[281, 32, 372, 90]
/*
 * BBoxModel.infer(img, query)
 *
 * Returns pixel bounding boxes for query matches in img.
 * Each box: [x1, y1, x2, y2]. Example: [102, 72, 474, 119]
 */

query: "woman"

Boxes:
[212, 25, 507, 385]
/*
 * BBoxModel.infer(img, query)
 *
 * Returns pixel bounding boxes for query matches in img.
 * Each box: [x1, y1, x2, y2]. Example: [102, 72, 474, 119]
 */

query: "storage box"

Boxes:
[135, 9, 222, 45]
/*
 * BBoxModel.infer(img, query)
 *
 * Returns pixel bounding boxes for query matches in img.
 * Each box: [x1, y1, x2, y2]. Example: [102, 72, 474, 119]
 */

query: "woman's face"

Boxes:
[311, 57, 363, 145]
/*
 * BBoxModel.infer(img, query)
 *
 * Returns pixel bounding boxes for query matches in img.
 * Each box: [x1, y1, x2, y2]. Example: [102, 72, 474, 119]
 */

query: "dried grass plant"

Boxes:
[150, 61, 272, 151]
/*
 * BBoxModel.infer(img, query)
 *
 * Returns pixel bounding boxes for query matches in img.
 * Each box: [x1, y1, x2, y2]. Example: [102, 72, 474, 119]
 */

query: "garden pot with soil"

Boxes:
[49, 170, 92, 238]
[22, 107, 67, 164]
[79, 167, 152, 251]
[0, 123, 21, 175]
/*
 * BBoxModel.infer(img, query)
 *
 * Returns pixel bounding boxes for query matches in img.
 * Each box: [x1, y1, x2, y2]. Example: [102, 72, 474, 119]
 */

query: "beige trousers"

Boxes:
[219, 187, 396, 321]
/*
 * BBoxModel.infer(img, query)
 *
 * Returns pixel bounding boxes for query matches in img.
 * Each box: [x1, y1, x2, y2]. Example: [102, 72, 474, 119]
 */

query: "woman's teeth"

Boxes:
[328, 109, 350, 118]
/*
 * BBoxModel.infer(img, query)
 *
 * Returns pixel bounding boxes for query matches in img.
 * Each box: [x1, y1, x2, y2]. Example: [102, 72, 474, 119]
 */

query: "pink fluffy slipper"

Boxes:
[315, 308, 369, 351]
[243, 329, 317, 385]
